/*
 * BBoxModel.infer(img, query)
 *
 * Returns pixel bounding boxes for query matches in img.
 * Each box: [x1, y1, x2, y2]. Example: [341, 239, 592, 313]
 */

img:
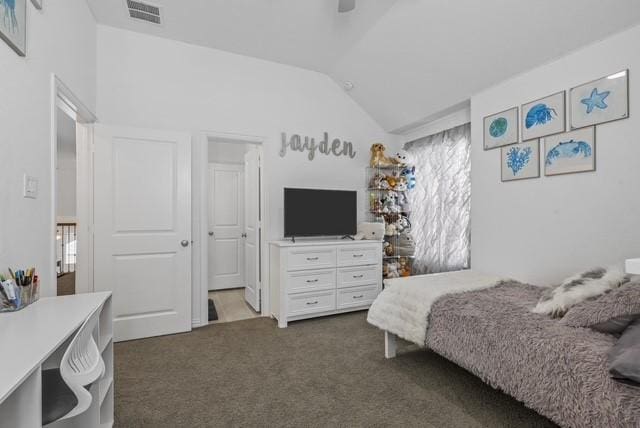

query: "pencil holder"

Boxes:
[0, 279, 40, 313]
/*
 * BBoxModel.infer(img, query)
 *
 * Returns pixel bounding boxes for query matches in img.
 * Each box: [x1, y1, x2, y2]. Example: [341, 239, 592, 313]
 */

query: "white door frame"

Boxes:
[50, 74, 97, 297]
[193, 131, 268, 327]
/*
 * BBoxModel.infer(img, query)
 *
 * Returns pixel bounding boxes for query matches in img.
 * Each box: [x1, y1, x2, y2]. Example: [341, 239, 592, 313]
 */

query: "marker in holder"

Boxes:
[0, 268, 39, 313]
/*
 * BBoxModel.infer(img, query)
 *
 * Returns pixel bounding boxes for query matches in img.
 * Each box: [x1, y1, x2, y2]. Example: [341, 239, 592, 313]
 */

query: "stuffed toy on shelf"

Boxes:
[369, 143, 397, 167]
[401, 166, 416, 190]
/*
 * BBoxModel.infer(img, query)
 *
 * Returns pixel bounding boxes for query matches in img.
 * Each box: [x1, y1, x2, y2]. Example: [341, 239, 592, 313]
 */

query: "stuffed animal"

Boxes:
[383, 241, 394, 257]
[398, 257, 412, 277]
[401, 166, 416, 190]
[396, 232, 416, 256]
[384, 223, 397, 236]
[393, 150, 413, 166]
[353, 222, 385, 241]
[381, 192, 400, 214]
[370, 143, 396, 168]
[384, 262, 400, 279]
[394, 176, 408, 192]
[397, 191, 410, 213]
[395, 216, 411, 233]
[370, 173, 390, 190]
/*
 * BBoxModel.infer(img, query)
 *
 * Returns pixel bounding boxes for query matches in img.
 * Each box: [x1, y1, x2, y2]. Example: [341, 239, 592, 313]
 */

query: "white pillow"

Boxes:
[532, 265, 629, 318]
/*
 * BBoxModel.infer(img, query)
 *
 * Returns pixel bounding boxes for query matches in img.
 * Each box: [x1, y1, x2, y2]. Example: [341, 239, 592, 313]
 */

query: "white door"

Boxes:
[244, 148, 261, 311]
[93, 125, 191, 342]
[208, 163, 245, 290]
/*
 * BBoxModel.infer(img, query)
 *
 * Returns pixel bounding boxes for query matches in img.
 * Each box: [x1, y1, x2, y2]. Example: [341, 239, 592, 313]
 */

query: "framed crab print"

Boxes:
[570, 70, 629, 129]
[521, 91, 565, 141]
[484, 107, 518, 150]
[501, 140, 540, 182]
[543, 127, 595, 176]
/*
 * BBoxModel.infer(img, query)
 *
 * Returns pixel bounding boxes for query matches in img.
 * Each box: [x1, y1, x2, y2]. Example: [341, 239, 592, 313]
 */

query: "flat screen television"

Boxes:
[284, 188, 357, 238]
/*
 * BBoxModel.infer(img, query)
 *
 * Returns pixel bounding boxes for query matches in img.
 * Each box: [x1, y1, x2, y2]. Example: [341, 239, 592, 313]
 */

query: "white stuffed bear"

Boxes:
[393, 150, 413, 166]
[385, 223, 397, 236]
[385, 262, 400, 278]
[353, 222, 385, 241]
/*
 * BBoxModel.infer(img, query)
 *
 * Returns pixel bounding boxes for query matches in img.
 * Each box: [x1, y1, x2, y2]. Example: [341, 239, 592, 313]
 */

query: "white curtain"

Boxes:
[404, 123, 471, 274]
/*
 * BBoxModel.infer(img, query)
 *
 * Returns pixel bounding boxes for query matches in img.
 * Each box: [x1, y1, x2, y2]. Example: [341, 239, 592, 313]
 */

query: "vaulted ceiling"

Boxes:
[88, 0, 640, 133]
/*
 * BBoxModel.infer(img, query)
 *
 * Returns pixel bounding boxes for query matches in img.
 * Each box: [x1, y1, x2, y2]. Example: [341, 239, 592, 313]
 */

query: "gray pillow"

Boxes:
[560, 281, 640, 334]
[609, 318, 640, 386]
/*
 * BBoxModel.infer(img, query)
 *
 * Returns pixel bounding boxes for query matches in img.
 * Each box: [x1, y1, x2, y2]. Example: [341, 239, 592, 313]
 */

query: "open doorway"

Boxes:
[55, 108, 77, 295]
[206, 138, 263, 323]
[51, 75, 96, 297]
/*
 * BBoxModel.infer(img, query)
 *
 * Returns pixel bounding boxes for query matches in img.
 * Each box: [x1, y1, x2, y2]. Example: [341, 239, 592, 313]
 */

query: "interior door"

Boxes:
[244, 147, 261, 311]
[208, 163, 245, 290]
[93, 125, 191, 342]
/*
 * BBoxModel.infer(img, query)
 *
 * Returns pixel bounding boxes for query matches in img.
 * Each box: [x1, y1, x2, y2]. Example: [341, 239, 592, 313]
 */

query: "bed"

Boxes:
[367, 270, 640, 428]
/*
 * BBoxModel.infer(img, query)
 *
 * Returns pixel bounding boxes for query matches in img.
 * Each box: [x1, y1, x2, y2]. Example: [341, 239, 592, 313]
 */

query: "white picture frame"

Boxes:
[0, 0, 27, 56]
[501, 139, 540, 182]
[484, 107, 518, 150]
[543, 127, 595, 176]
[570, 70, 629, 129]
[521, 91, 566, 141]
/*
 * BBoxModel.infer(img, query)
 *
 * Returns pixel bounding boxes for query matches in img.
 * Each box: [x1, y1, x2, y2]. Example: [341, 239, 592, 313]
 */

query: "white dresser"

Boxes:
[269, 240, 383, 328]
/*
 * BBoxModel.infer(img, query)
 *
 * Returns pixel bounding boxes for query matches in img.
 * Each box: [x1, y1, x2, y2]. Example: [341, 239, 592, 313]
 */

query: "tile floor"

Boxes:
[208, 288, 261, 324]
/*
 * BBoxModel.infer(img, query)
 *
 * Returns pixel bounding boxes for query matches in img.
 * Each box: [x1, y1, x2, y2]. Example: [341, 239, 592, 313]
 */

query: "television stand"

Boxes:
[341, 235, 355, 240]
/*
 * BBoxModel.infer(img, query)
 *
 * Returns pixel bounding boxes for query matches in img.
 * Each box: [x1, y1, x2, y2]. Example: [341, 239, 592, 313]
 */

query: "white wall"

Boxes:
[0, 1, 96, 296]
[96, 25, 389, 241]
[471, 24, 640, 285]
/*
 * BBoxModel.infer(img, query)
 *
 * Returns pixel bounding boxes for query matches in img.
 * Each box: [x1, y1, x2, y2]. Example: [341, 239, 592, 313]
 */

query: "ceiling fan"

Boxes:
[338, 0, 356, 13]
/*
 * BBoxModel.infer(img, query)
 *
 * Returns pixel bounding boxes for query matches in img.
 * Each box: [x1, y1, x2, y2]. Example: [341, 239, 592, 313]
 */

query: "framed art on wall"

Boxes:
[501, 139, 540, 182]
[521, 91, 565, 140]
[570, 70, 629, 129]
[484, 107, 518, 150]
[0, 0, 27, 56]
[543, 127, 595, 176]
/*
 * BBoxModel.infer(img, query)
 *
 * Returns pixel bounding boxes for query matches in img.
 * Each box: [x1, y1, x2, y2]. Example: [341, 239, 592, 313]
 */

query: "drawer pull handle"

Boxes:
[306, 257, 319, 261]
[352, 295, 364, 299]
[306, 301, 319, 305]
[352, 254, 364, 258]
[306, 279, 319, 283]
[353, 274, 364, 279]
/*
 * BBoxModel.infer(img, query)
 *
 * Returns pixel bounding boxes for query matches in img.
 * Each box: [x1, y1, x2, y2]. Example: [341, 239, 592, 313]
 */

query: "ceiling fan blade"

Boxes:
[338, 0, 356, 13]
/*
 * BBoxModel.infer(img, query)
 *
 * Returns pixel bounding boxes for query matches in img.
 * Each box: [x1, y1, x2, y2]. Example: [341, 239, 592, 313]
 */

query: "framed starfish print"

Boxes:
[570, 70, 629, 129]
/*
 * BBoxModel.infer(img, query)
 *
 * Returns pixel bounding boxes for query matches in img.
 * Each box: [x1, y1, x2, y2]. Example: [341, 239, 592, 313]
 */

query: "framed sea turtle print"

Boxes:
[570, 70, 629, 129]
[0, 0, 27, 56]
[521, 91, 566, 141]
[501, 139, 540, 182]
[484, 107, 518, 150]
[543, 127, 595, 176]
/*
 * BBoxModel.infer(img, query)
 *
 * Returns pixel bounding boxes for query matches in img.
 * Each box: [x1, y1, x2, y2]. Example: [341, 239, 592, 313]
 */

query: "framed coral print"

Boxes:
[501, 139, 540, 182]
[543, 127, 595, 176]
[570, 70, 629, 129]
[521, 91, 565, 141]
[0, 0, 27, 56]
[484, 107, 518, 150]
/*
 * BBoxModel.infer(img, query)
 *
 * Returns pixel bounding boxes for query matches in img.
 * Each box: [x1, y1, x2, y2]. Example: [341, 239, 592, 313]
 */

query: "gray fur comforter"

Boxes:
[426, 281, 640, 428]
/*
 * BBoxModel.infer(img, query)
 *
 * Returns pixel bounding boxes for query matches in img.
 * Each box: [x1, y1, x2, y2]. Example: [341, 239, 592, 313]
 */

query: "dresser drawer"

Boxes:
[337, 245, 380, 267]
[337, 265, 379, 289]
[287, 247, 336, 271]
[287, 269, 335, 294]
[337, 284, 379, 309]
[287, 290, 336, 316]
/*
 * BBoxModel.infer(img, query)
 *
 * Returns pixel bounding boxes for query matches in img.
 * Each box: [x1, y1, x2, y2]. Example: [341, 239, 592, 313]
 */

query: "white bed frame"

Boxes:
[384, 331, 397, 359]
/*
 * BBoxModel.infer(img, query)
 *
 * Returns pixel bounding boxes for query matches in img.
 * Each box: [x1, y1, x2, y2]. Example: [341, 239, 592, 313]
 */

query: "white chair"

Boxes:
[42, 306, 105, 426]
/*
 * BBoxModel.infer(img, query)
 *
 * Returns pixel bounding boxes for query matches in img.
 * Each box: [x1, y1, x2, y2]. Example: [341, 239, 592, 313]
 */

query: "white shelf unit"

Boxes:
[0, 292, 113, 428]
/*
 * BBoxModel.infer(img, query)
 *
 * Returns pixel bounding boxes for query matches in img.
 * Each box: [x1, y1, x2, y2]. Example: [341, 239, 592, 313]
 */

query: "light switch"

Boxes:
[23, 175, 38, 199]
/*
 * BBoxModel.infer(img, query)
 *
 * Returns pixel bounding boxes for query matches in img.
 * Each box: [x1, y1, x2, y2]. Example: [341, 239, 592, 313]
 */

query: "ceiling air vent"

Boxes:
[126, 0, 162, 25]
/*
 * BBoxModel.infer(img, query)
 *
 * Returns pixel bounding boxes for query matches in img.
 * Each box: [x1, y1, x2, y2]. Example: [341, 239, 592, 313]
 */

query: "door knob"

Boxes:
[241, 233, 247, 238]
[181, 240, 189, 247]
[208, 232, 214, 236]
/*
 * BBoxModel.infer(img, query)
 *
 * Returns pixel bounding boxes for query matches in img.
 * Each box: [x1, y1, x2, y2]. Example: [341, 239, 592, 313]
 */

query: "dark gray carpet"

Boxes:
[114, 312, 557, 428]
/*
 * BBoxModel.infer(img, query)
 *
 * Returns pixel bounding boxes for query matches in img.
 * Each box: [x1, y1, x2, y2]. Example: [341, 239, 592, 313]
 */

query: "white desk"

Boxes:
[0, 292, 113, 428]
